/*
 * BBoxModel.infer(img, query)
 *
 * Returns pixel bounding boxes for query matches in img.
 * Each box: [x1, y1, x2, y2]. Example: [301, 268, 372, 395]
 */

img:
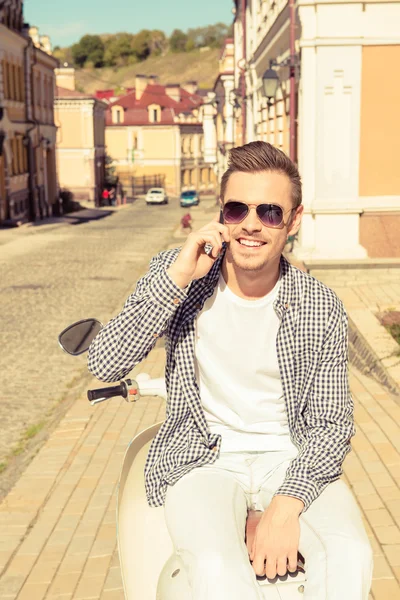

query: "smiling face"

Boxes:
[221, 170, 303, 274]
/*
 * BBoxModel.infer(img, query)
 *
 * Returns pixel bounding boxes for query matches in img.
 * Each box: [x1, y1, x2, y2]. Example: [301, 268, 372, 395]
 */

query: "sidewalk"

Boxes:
[0, 200, 132, 247]
[1, 204, 400, 599]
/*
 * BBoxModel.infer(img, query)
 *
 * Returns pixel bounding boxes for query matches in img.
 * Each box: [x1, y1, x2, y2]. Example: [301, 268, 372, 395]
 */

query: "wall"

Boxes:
[359, 45, 400, 197]
[106, 125, 181, 195]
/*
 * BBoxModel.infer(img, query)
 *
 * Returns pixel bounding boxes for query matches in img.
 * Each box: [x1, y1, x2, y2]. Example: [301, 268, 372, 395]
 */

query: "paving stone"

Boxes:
[15, 582, 50, 600]
[46, 571, 81, 597]
[1, 200, 399, 599]
[373, 554, 396, 579]
[365, 508, 396, 528]
[371, 577, 400, 599]
[74, 575, 106, 599]
[379, 486, 400, 502]
[383, 545, 400, 567]
[374, 525, 400, 545]
[100, 590, 124, 600]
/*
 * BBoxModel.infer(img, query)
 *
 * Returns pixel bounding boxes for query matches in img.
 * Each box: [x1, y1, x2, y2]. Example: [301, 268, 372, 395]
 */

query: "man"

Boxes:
[88, 142, 373, 599]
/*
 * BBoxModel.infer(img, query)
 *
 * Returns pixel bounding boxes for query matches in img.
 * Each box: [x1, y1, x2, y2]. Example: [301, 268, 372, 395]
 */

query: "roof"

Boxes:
[56, 87, 108, 108]
[105, 83, 204, 126]
[56, 86, 94, 99]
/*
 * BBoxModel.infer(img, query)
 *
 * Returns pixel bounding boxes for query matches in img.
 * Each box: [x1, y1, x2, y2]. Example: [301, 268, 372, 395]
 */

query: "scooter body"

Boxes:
[117, 375, 307, 600]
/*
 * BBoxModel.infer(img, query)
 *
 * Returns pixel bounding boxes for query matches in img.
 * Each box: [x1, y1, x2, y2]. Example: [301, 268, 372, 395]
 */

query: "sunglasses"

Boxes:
[222, 201, 295, 229]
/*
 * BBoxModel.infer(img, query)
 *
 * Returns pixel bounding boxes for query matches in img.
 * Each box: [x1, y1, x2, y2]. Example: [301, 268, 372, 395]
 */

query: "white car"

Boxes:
[145, 188, 168, 205]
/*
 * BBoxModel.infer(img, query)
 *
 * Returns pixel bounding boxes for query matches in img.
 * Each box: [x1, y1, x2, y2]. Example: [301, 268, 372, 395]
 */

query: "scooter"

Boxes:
[58, 318, 307, 600]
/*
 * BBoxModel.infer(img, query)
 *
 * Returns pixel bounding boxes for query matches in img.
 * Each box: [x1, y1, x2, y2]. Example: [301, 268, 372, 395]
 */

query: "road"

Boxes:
[0, 195, 216, 496]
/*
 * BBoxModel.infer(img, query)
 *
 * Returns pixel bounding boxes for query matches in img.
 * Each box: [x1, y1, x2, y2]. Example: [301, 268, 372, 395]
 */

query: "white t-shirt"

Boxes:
[194, 272, 298, 455]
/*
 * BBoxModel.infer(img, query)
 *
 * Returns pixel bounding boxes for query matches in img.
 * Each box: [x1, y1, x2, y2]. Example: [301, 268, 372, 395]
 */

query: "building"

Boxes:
[54, 66, 107, 206]
[29, 25, 52, 55]
[104, 76, 217, 197]
[0, 2, 58, 225]
[213, 39, 235, 184]
[232, 0, 400, 259]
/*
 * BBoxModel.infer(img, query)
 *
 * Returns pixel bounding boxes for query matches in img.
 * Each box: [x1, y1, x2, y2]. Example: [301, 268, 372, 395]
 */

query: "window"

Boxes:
[2, 61, 25, 102]
[19, 66, 25, 102]
[3, 61, 9, 99]
[112, 106, 124, 124]
[8, 137, 28, 176]
[11, 138, 17, 176]
[148, 105, 161, 123]
[15, 65, 21, 102]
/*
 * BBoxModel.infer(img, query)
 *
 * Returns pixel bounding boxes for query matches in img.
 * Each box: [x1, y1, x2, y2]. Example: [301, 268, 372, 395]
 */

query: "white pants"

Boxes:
[164, 450, 373, 600]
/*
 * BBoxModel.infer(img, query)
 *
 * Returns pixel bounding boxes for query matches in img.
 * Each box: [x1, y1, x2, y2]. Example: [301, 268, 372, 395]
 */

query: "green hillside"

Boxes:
[74, 48, 221, 94]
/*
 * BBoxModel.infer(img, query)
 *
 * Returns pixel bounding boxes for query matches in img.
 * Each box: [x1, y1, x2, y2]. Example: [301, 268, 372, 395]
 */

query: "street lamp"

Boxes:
[261, 68, 280, 105]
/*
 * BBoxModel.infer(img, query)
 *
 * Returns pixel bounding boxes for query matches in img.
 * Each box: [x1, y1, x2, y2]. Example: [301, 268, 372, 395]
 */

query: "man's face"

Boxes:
[221, 170, 303, 273]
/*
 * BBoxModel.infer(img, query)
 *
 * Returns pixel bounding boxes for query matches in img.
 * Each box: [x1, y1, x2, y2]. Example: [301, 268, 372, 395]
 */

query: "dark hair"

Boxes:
[220, 141, 302, 208]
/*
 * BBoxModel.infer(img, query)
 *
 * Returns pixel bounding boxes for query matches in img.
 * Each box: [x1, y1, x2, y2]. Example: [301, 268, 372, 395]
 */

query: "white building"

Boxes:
[232, 0, 400, 259]
[213, 39, 235, 182]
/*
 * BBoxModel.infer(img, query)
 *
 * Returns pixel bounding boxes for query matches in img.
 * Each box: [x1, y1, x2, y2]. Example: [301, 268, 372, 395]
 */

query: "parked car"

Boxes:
[145, 188, 168, 205]
[180, 190, 199, 207]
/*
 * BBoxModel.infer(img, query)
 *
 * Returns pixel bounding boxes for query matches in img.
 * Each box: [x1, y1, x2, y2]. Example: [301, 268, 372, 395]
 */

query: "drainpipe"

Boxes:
[23, 33, 41, 221]
[241, 0, 247, 144]
[289, 0, 296, 161]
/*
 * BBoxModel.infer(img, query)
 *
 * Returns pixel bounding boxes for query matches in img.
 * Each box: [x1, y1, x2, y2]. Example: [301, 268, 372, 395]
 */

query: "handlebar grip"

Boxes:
[87, 383, 126, 402]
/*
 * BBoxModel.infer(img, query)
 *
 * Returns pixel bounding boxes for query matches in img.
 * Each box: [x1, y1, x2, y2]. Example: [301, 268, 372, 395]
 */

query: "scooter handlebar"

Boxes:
[137, 377, 167, 400]
[87, 383, 127, 402]
[87, 375, 167, 405]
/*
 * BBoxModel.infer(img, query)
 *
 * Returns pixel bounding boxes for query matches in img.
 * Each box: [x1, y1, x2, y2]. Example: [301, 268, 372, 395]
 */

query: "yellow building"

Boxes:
[104, 76, 217, 197]
[54, 67, 107, 206]
[0, 3, 58, 225]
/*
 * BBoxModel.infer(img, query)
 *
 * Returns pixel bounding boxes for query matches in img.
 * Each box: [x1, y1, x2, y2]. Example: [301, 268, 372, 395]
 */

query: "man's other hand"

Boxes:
[250, 495, 304, 579]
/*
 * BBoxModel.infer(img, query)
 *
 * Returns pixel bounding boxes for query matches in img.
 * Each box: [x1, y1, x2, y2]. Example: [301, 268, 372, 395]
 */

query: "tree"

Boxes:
[186, 23, 231, 50]
[104, 33, 134, 66]
[53, 45, 73, 66]
[203, 23, 231, 48]
[169, 29, 188, 53]
[104, 154, 118, 187]
[148, 30, 168, 56]
[185, 38, 196, 52]
[71, 35, 104, 68]
[131, 30, 152, 61]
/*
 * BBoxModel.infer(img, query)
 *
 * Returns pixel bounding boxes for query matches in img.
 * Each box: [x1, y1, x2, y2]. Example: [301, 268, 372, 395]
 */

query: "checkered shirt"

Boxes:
[88, 247, 355, 511]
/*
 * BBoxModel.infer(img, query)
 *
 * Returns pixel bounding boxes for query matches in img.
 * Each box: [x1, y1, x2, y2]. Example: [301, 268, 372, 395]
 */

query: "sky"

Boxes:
[23, 0, 234, 47]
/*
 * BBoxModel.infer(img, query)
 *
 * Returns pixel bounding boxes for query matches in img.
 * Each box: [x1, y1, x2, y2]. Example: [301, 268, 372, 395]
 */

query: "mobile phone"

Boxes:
[219, 209, 224, 224]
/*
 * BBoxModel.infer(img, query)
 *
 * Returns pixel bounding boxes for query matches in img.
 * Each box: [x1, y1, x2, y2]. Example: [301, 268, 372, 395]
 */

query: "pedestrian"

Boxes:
[181, 212, 192, 233]
[88, 141, 373, 600]
[101, 188, 110, 206]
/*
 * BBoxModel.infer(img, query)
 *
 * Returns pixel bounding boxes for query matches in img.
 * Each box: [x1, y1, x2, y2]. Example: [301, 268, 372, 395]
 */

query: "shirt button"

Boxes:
[285, 303, 290, 309]
[196, 304, 201, 310]
[153, 333, 158, 338]
[173, 298, 180, 305]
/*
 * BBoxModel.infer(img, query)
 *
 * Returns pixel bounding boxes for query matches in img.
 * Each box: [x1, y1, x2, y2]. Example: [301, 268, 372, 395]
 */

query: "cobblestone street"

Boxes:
[0, 198, 400, 600]
[0, 197, 210, 494]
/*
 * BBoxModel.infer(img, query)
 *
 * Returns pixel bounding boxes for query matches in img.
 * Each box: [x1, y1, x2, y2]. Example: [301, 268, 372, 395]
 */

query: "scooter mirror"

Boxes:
[58, 319, 103, 356]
